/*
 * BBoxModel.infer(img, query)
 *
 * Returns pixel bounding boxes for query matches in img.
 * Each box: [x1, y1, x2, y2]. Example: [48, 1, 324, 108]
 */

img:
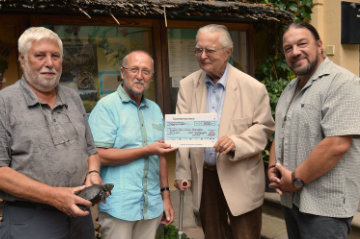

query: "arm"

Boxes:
[276, 135, 352, 193]
[267, 139, 283, 194]
[85, 153, 103, 186]
[228, 84, 275, 161]
[97, 141, 176, 166]
[0, 166, 92, 217]
[159, 155, 174, 225]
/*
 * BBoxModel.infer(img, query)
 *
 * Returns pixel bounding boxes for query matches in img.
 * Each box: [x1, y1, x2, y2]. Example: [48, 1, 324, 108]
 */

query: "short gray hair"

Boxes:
[196, 24, 233, 50]
[18, 27, 63, 60]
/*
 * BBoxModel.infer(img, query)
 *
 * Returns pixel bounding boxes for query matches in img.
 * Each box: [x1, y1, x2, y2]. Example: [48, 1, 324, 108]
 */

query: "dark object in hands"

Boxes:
[76, 184, 114, 210]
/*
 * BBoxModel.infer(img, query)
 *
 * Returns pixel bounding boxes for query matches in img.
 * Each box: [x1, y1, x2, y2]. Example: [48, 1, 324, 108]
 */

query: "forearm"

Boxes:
[87, 153, 100, 171]
[231, 90, 274, 161]
[159, 155, 171, 200]
[269, 140, 276, 166]
[231, 123, 274, 161]
[159, 155, 169, 188]
[0, 167, 57, 204]
[296, 136, 352, 184]
[97, 146, 150, 166]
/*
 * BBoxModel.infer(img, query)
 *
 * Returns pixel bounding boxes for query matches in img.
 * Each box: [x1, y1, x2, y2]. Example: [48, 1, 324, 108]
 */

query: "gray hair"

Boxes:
[122, 50, 154, 68]
[18, 27, 63, 60]
[196, 24, 233, 50]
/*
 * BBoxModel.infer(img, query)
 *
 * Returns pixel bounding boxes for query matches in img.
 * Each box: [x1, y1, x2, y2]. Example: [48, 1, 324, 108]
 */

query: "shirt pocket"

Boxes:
[149, 120, 164, 142]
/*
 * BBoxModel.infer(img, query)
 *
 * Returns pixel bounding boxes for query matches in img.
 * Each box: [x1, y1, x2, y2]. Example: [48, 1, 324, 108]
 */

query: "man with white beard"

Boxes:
[0, 27, 103, 238]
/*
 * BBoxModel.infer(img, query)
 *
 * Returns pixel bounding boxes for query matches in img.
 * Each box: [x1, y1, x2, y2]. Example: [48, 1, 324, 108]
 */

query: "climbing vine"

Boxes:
[250, 0, 314, 160]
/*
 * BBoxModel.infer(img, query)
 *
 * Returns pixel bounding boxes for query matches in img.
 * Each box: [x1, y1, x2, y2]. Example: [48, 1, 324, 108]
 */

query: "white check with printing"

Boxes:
[164, 113, 218, 147]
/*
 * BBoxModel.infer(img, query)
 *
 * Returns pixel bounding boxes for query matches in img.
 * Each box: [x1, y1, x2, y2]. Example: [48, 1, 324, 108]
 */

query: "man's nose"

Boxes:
[199, 50, 208, 59]
[44, 55, 54, 67]
[135, 70, 144, 78]
[291, 45, 301, 56]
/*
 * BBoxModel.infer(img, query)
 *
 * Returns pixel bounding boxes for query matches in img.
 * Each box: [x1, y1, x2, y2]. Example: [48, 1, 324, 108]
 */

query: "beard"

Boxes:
[23, 61, 61, 93]
[123, 79, 149, 96]
[290, 55, 319, 76]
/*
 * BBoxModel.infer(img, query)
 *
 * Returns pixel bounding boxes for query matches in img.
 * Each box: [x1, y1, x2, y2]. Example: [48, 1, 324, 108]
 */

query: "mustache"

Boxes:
[40, 68, 58, 74]
[134, 79, 144, 84]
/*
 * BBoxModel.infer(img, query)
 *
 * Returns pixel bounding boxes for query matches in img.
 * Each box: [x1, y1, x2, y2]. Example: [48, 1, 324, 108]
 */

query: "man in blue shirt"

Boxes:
[89, 50, 176, 239]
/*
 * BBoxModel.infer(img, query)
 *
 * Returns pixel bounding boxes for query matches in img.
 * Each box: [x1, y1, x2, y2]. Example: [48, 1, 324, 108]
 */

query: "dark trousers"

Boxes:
[199, 167, 262, 239]
[282, 205, 353, 239]
[0, 201, 94, 239]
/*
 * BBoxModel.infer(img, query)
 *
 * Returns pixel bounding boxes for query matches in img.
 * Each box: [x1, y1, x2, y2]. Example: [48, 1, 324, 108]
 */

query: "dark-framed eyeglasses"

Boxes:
[122, 66, 153, 76]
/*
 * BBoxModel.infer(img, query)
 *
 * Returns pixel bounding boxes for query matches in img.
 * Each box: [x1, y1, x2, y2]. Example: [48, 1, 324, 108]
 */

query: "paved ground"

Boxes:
[1, 192, 359, 239]
[171, 191, 360, 239]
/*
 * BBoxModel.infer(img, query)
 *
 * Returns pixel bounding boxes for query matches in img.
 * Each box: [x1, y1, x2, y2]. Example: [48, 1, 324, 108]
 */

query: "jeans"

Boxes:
[282, 205, 352, 239]
[0, 201, 94, 239]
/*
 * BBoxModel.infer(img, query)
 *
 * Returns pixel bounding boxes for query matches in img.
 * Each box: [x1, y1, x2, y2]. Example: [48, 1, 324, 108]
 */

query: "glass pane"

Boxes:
[167, 28, 248, 113]
[45, 25, 154, 112]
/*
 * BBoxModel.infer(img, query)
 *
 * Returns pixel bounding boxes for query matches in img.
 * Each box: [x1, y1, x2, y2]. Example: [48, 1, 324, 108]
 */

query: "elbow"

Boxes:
[333, 136, 352, 157]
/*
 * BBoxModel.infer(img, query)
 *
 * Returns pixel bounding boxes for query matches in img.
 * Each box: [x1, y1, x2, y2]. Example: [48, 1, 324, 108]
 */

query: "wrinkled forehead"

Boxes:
[283, 26, 315, 41]
[125, 52, 153, 68]
[196, 31, 222, 47]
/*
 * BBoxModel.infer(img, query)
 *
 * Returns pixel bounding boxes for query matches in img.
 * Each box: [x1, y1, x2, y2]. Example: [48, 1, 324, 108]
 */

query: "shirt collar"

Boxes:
[19, 76, 67, 108]
[205, 63, 229, 88]
[288, 57, 332, 91]
[116, 83, 148, 108]
[309, 57, 331, 81]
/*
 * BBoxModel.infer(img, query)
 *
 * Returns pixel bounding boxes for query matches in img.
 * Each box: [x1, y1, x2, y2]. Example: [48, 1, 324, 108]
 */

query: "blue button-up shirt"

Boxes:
[89, 85, 164, 221]
[204, 63, 229, 165]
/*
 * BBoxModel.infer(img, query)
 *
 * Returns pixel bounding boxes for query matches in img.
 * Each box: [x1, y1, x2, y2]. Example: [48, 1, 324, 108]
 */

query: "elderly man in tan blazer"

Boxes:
[175, 24, 274, 239]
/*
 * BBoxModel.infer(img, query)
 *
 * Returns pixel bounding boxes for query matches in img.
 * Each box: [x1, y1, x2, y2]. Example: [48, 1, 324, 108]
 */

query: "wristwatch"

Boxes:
[291, 171, 304, 189]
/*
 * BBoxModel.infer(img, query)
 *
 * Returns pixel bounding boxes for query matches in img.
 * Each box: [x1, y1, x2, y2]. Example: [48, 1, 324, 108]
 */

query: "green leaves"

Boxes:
[156, 225, 190, 239]
[251, 0, 314, 161]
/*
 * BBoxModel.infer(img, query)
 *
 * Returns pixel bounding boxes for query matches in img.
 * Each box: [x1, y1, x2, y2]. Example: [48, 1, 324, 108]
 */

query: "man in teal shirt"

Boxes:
[89, 50, 176, 239]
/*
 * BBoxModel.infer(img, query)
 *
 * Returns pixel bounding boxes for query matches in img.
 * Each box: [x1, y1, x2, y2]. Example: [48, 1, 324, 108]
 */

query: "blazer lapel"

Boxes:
[194, 71, 207, 113]
[219, 66, 237, 136]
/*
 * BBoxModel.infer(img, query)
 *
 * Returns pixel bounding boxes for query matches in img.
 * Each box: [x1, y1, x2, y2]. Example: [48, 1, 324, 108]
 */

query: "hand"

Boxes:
[275, 163, 299, 194]
[267, 164, 283, 195]
[85, 171, 103, 187]
[161, 196, 174, 225]
[49, 186, 92, 217]
[174, 179, 191, 191]
[213, 136, 235, 156]
[146, 140, 178, 155]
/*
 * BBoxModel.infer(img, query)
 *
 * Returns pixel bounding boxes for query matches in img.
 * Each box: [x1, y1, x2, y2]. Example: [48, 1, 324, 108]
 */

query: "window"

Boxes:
[46, 25, 154, 112]
[166, 23, 250, 113]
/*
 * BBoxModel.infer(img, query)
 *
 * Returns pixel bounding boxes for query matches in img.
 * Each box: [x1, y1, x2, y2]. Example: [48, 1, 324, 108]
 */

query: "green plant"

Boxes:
[156, 225, 190, 239]
[249, 0, 314, 161]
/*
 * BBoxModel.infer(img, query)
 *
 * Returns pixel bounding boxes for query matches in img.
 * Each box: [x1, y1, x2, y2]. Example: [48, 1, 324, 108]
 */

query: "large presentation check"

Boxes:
[164, 113, 218, 147]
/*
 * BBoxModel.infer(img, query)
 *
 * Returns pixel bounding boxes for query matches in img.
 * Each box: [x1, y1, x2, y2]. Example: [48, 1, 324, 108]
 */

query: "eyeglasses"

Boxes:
[39, 102, 79, 146]
[194, 47, 224, 55]
[122, 66, 153, 76]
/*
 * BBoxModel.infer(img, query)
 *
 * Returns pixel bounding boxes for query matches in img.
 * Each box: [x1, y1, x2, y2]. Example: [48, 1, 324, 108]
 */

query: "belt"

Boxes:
[5, 201, 56, 210]
[203, 162, 216, 171]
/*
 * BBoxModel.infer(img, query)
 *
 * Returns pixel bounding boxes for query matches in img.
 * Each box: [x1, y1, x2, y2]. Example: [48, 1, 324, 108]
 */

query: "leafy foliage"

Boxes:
[248, 0, 314, 161]
[156, 225, 190, 239]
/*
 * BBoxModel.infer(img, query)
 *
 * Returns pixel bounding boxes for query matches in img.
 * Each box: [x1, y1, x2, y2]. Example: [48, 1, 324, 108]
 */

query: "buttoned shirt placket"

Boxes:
[138, 104, 150, 220]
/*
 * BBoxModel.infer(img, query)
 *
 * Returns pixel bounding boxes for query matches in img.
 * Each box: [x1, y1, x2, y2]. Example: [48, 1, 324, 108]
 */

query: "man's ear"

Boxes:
[226, 47, 233, 59]
[120, 66, 125, 80]
[317, 40, 323, 52]
[18, 54, 26, 68]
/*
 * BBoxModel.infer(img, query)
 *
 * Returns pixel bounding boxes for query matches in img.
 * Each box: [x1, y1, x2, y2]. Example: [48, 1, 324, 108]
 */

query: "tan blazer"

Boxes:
[175, 64, 275, 216]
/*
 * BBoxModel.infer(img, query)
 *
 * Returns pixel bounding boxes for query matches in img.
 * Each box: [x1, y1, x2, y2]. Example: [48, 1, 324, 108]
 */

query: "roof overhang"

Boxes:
[0, 0, 293, 24]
